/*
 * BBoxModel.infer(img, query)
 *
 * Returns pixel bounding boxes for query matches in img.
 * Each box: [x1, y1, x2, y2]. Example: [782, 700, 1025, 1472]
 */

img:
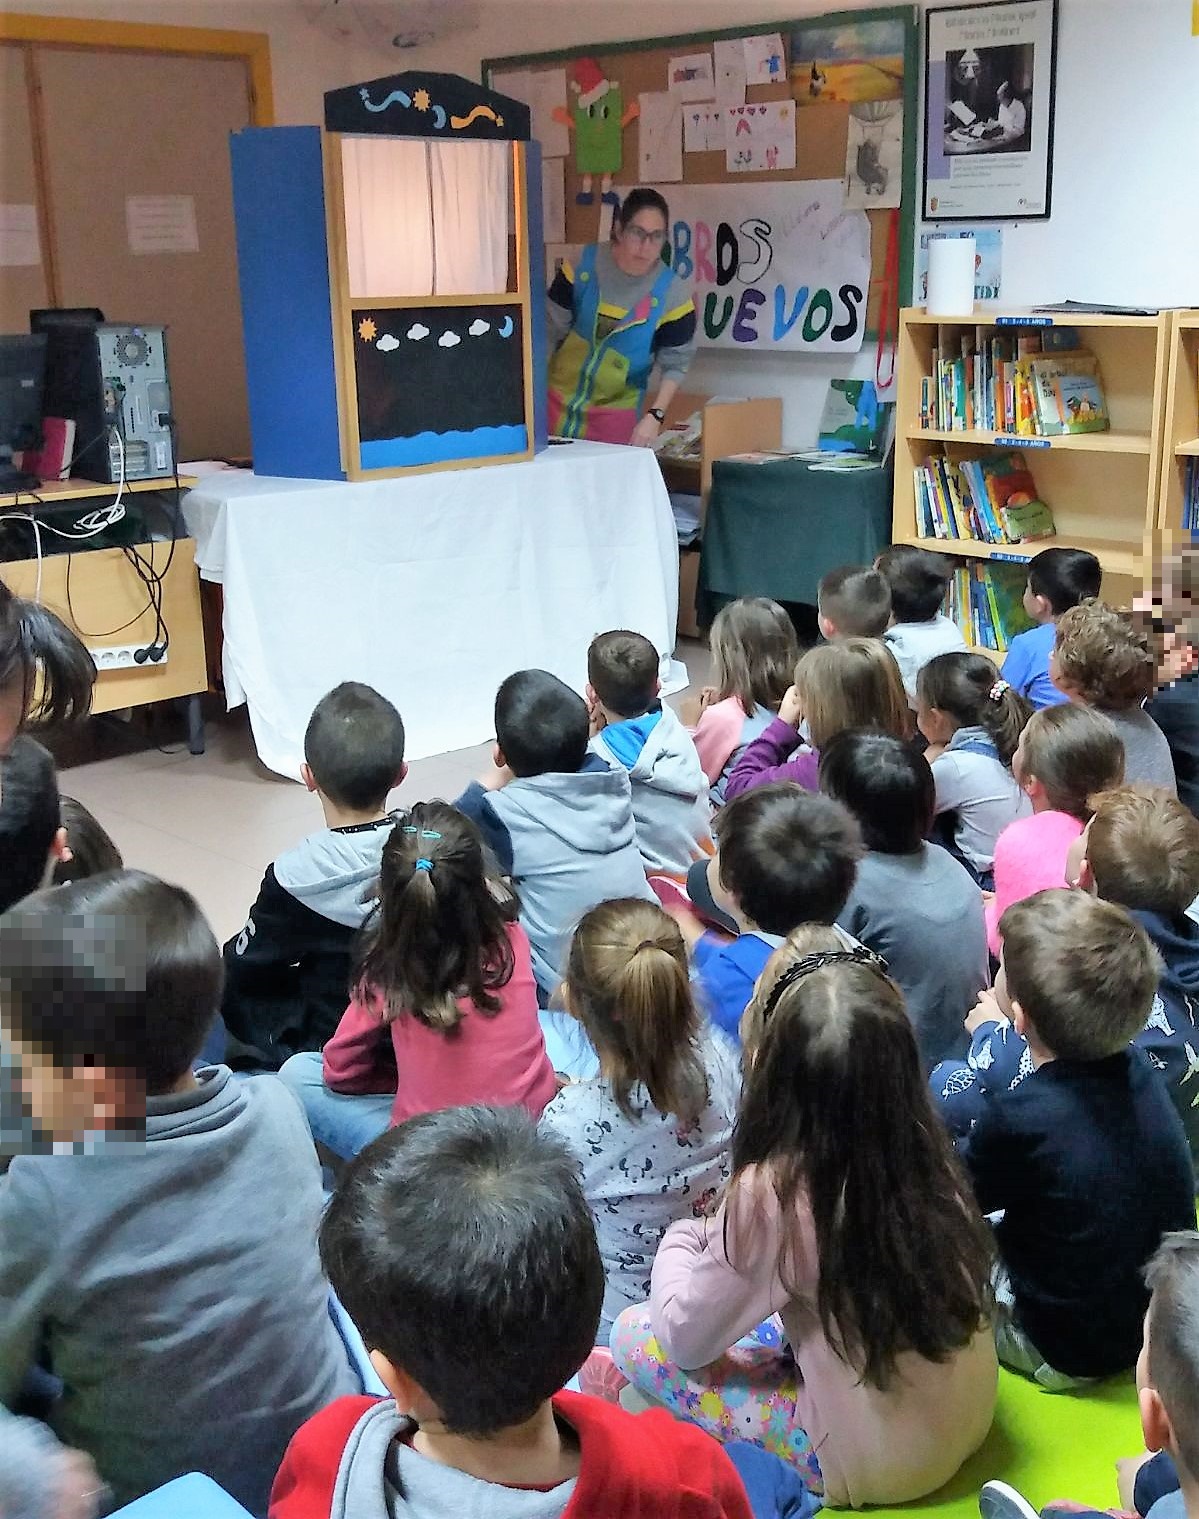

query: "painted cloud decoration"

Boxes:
[468, 319, 490, 336]
[438, 331, 462, 347]
[376, 334, 400, 352]
[406, 323, 430, 341]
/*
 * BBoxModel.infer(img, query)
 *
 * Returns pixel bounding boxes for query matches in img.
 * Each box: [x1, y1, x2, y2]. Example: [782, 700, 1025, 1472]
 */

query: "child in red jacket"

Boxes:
[270, 1106, 762, 1519]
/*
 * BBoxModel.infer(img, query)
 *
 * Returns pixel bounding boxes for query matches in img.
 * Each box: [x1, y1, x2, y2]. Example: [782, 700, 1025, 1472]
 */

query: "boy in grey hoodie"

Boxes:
[222, 682, 407, 1069]
[586, 630, 711, 876]
[455, 670, 655, 996]
[0, 871, 358, 1516]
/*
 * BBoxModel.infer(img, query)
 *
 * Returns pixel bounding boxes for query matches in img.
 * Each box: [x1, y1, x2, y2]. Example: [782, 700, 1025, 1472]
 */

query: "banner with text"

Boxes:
[667, 181, 871, 354]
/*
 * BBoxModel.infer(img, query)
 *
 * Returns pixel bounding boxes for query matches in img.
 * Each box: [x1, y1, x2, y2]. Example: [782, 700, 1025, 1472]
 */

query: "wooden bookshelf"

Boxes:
[1160, 310, 1199, 536]
[893, 308, 1171, 642]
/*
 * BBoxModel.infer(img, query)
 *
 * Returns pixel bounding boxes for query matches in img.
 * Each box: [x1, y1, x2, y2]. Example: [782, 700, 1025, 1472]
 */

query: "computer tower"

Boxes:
[39, 320, 174, 483]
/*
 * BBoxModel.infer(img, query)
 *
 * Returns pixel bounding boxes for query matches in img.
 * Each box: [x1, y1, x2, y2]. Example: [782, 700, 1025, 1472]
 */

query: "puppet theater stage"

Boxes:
[192, 71, 680, 778]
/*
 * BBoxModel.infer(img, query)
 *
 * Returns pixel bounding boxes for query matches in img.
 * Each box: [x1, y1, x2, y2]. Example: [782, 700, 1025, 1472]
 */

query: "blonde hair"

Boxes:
[709, 598, 798, 718]
[565, 898, 708, 1124]
[795, 638, 910, 751]
[1086, 784, 1199, 916]
[1019, 704, 1124, 819]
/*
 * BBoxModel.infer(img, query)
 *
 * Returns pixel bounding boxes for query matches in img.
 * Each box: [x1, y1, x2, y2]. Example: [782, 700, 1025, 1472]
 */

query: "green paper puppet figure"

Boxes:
[553, 56, 640, 207]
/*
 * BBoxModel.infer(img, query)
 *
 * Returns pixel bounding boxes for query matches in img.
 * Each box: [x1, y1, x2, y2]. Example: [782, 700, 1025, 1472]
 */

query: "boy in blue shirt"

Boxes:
[671, 783, 862, 1042]
[1002, 547, 1101, 710]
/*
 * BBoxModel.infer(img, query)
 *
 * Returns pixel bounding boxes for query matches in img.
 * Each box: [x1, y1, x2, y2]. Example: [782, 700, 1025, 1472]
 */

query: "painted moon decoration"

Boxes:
[497, 316, 515, 338]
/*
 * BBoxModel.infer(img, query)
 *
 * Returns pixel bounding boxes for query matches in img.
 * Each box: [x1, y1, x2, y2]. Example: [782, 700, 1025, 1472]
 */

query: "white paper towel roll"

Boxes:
[926, 236, 976, 317]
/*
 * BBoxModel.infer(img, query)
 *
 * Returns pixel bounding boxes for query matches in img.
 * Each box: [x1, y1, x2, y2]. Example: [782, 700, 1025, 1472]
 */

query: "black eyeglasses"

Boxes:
[758, 944, 889, 1024]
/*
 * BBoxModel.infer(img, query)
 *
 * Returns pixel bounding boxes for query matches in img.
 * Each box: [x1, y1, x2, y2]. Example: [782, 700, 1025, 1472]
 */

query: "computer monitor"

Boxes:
[0, 334, 47, 494]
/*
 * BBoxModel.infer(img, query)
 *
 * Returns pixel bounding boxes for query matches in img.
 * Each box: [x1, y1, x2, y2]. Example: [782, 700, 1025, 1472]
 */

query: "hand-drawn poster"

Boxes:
[667, 52, 716, 102]
[713, 38, 747, 105]
[844, 101, 903, 208]
[923, 0, 1058, 220]
[667, 181, 871, 353]
[790, 17, 906, 105]
[742, 32, 787, 86]
[638, 91, 684, 183]
[725, 101, 797, 174]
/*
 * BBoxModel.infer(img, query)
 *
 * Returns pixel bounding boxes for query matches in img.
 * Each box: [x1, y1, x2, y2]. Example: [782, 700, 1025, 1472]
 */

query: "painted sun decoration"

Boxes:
[229, 73, 548, 481]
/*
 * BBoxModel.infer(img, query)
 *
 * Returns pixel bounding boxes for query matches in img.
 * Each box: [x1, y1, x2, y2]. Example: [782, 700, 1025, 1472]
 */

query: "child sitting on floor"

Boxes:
[456, 669, 654, 998]
[917, 653, 1033, 886]
[273, 1105, 799, 1519]
[0, 870, 358, 1514]
[1144, 543, 1199, 818]
[1052, 600, 1177, 791]
[957, 890, 1194, 1388]
[934, 787, 1199, 1158]
[676, 783, 863, 1042]
[724, 638, 910, 799]
[986, 703, 1125, 953]
[52, 795, 122, 884]
[539, 898, 740, 1342]
[279, 801, 556, 1160]
[817, 565, 892, 640]
[611, 926, 997, 1506]
[0, 735, 69, 913]
[1001, 547, 1102, 711]
[221, 681, 408, 1069]
[981, 1231, 1199, 1519]
[877, 545, 967, 700]
[820, 729, 988, 1067]
[684, 597, 799, 806]
[586, 629, 710, 875]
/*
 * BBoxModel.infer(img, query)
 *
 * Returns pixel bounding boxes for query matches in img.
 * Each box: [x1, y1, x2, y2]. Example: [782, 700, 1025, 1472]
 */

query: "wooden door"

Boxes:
[0, 44, 51, 330]
[35, 46, 252, 459]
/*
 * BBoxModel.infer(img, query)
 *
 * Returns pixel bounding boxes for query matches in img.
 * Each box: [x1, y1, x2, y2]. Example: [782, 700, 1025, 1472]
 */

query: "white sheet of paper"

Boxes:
[126, 194, 199, 255]
[527, 67, 569, 158]
[667, 52, 715, 102]
[0, 203, 41, 267]
[490, 67, 529, 101]
[683, 105, 726, 153]
[713, 38, 747, 105]
[742, 32, 787, 86]
[540, 157, 566, 242]
[724, 100, 797, 173]
[638, 91, 683, 183]
[844, 104, 903, 209]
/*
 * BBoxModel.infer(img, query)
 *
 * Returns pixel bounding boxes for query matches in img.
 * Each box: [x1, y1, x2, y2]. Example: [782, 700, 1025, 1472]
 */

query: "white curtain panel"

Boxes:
[430, 139, 511, 295]
[341, 135, 433, 298]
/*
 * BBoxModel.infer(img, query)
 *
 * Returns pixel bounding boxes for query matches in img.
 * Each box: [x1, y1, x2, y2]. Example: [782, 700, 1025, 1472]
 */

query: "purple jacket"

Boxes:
[723, 717, 820, 800]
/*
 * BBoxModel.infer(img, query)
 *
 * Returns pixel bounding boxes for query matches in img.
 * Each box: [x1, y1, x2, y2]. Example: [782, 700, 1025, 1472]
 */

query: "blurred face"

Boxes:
[1022, 580, 1044, 622]
[0, 1024, 128, 1142]
[613, 208, 668, 277]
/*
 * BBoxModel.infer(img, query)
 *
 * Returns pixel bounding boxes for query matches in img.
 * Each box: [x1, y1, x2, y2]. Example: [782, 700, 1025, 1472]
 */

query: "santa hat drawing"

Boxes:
[570, 56, 612, 110]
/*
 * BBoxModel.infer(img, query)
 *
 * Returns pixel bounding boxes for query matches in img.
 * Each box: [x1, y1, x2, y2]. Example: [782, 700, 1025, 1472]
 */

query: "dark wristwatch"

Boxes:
[647, 407, 666, 423]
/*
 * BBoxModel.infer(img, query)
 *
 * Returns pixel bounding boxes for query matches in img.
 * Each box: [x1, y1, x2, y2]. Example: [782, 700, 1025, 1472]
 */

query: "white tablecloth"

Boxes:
[182, 441, 682, 777]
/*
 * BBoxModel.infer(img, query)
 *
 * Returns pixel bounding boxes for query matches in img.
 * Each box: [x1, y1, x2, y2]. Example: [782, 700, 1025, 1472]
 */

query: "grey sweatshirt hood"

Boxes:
[491, 758, 638, 856]
[273, 814, 401, 928]
[590, 707, 710, 874]
[334, 1402, 574, 1519]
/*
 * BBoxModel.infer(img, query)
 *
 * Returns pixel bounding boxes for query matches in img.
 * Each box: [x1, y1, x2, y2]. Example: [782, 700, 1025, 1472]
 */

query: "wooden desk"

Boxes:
[0, 476, 209, 751]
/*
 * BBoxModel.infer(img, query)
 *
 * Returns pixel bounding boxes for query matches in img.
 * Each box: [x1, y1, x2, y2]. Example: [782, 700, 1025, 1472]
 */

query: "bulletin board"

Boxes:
[485, 6, 920, 347]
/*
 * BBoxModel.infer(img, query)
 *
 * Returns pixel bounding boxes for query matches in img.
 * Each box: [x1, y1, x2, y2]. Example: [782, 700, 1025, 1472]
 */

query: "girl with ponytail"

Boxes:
[916, 651, 1034, 885]
[286, 800, 555, 1158]
[541, 898, 740, 1341]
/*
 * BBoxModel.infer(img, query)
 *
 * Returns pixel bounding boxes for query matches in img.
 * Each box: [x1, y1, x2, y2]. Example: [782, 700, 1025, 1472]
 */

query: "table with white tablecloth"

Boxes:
[182, 441, 682, 778]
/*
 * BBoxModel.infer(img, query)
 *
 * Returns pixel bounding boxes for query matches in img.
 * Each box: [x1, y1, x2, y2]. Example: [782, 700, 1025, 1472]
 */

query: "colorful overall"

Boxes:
[548, 243, 678, 445]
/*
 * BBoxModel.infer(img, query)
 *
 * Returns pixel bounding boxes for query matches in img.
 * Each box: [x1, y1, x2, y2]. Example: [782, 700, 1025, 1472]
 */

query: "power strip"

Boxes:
[90, 643, 169, 671]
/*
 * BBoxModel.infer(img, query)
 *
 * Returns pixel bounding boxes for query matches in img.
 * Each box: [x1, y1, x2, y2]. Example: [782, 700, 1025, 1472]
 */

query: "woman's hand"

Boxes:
[630, 413, 662, 449]
[777, 685, 804, 729]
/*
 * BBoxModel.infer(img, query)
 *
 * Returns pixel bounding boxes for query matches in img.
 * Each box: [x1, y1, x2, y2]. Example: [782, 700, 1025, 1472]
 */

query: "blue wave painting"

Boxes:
[360, 425, 529, 469]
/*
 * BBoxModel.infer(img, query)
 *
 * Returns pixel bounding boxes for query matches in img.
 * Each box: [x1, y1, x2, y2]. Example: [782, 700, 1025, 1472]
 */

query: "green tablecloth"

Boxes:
[697, 457, 893, 626]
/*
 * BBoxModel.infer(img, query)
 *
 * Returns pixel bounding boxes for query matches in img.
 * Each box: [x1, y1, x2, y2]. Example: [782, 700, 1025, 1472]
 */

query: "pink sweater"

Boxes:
[650, 1170, 996, 1508]
[321, 922, 556, 1127]
[985, 810, 1084, 955]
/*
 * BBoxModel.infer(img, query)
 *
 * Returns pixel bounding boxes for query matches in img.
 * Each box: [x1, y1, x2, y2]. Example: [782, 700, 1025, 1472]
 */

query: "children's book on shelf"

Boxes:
[1185, 457, 1199, 534]
[947, 561, 1036, 653]
[1029, 352, 1110, 435]
[914, 449, 1054, 546]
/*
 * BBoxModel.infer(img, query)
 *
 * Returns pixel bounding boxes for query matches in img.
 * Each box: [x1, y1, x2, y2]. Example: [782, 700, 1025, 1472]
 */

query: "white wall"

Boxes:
[8, 0, 1196, 439]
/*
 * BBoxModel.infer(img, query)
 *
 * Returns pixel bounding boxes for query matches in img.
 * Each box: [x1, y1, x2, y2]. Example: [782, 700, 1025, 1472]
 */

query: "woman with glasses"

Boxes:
[547, 188, 696, 447]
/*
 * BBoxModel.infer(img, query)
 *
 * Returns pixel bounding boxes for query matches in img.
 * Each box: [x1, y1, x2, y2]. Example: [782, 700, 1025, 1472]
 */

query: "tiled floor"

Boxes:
[51, 639, 712, 945]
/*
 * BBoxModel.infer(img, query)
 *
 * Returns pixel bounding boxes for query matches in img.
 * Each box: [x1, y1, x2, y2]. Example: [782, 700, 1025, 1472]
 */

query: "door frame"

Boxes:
[0, 13, 274, 124]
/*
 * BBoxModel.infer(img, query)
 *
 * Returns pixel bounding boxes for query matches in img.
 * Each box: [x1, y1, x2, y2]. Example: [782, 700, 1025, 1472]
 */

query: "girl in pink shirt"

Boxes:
[986, 704, 1125, 954]
[686, 597, 798, 806]
[611, 927, 997, 1507]
[285, 801, 555, 1157]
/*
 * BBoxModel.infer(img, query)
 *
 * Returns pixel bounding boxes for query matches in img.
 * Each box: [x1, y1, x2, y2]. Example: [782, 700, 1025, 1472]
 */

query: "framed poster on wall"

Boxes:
[923, 0, 1057, 221]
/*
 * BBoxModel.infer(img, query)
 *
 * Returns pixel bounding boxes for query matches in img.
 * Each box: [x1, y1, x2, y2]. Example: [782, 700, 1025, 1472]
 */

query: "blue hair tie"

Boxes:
[415, 858, 434, 873]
